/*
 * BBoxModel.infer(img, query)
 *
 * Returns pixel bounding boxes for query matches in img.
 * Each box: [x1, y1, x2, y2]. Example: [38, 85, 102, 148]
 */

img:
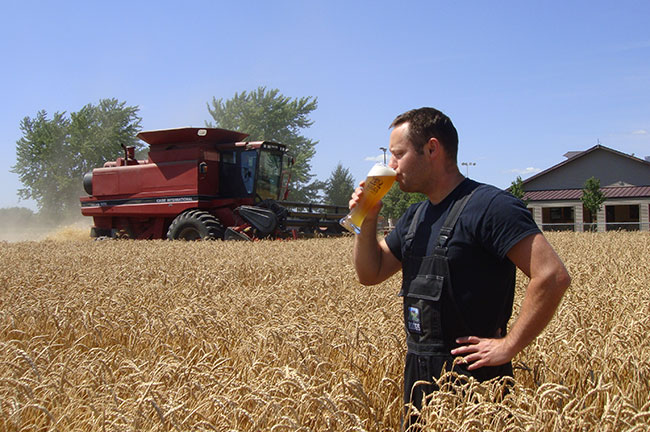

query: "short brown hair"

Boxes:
[390, 107, 458, 162]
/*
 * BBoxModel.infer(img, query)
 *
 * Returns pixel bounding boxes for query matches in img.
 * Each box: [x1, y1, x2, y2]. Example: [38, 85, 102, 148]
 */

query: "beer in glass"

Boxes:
[340, 163, 396, 234]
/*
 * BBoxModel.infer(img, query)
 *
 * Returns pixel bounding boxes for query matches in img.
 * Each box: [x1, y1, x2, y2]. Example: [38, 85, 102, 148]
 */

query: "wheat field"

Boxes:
[0, 231, 648, 431]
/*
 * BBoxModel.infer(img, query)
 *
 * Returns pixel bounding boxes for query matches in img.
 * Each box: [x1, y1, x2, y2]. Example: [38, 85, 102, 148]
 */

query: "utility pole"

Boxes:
[461, 161, 476, 177]
[379, 147, 387, 165]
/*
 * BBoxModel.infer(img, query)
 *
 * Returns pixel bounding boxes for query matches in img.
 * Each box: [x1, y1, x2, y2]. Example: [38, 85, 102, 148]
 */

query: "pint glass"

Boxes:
[340, 163, 397, 234]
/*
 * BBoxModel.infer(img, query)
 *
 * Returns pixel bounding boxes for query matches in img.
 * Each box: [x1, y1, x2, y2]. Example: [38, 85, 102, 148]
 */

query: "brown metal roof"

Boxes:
[524, 190, 581, 201]
[524, 186, 650, 201]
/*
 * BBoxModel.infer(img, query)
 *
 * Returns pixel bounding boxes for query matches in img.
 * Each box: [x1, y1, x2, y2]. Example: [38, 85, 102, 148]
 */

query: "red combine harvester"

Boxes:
[80, 127, 347, 240]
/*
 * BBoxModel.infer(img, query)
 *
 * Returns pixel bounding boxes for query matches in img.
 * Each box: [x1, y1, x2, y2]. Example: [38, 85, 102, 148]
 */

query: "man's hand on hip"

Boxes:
[450, 336, 515, 371]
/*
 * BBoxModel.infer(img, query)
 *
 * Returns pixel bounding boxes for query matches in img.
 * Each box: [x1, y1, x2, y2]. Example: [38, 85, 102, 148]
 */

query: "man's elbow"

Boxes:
[356, 272, 381, 286]
[534, 261, 571, 299]
[552, 265, 571, 295]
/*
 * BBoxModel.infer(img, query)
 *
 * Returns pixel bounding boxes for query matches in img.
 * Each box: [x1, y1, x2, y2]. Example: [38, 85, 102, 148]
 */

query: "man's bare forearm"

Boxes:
[353, 217, 384, 285]
[505, 236, 571, 355]
[503, 268, 570, 356]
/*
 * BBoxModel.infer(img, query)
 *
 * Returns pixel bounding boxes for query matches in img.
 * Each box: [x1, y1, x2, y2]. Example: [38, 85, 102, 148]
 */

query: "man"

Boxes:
[349, 107, 570, 417]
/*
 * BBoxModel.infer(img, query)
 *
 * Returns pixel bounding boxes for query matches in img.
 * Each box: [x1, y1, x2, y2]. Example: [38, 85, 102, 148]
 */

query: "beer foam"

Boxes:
[367, 164, 396, 177]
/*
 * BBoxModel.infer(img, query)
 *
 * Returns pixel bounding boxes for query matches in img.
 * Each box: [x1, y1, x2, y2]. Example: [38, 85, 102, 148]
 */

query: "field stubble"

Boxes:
[0, 231, 648, 431]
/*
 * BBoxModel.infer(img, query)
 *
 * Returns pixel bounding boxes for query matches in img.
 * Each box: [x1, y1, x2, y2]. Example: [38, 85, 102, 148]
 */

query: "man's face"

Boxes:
[388, 123, 429, 193]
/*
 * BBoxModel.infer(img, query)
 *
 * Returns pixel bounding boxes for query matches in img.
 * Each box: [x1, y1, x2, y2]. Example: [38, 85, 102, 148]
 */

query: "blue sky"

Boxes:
[1, 1, 649, 211]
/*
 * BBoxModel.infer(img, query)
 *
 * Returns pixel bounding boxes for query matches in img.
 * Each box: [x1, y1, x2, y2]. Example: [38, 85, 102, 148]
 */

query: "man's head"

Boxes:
[389, 107, 458, 163]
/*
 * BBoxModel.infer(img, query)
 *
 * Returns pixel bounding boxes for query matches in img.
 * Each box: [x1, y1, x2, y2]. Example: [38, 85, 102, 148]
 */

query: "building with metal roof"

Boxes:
[520, 145, 650, 232]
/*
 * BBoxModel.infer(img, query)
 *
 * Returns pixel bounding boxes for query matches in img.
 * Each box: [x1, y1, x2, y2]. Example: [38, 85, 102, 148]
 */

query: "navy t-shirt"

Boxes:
[385, 178, 540, 337]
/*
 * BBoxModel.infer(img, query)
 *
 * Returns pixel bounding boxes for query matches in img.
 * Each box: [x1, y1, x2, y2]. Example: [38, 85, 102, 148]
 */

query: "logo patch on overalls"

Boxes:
[407, 306, 422, 334]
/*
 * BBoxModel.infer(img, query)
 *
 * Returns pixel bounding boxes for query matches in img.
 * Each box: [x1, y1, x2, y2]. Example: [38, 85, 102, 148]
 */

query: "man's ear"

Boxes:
[425, 137, 440, 158]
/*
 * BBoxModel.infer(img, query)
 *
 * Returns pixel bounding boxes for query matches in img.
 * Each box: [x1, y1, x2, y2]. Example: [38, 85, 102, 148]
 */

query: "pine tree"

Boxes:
[323, 163, 355, 206]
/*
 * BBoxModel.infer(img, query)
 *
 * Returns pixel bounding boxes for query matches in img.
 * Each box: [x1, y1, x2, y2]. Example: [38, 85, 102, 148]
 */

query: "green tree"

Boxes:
[69, 99, 143, 175]
[509, 175, 527, 204]
[12, 99, 142, 222]
[581, 176, 605, 226]
[207, 87, 318, 202]
[380, 183, 428, 222]
[323, 163, 355, 206]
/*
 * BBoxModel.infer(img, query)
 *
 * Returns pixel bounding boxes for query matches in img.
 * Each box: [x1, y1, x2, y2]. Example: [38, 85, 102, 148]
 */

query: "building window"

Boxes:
[542, 206, 574, 231]
[549, 207, 574, 222]
[605, 204, 640, 231]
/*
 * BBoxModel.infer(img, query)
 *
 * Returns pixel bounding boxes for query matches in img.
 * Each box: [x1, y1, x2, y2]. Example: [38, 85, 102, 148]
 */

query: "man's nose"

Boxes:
[388, 156, 397, 170]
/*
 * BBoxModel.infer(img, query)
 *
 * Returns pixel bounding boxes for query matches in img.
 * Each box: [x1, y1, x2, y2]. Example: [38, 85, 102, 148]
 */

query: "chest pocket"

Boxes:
[401, 253, 445, 301]
[408, 273, 444, 301]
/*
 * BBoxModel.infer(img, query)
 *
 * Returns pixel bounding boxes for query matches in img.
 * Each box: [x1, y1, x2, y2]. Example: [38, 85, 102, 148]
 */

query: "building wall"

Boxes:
[524, 149, 650, 190]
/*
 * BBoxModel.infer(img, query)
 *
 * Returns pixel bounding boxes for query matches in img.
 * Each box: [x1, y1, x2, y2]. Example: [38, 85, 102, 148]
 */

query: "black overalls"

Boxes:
[399, 189, 512, 411]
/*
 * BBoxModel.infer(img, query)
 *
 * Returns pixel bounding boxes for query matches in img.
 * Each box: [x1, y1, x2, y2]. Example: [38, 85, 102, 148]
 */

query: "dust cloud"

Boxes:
[0, 210, 92, 242]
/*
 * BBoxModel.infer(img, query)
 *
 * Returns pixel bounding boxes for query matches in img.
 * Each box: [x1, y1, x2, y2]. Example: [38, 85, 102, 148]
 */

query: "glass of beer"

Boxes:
[340, 163, 397, 234]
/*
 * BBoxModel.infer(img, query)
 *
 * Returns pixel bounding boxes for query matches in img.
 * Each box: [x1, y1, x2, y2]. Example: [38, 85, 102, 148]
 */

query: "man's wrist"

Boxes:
[360, 216, 379, 232]
[502, 332, 525, 360]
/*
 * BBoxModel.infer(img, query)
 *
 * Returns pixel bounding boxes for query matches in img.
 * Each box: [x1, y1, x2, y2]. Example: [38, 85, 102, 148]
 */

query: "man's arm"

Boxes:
[350, 183, 402, 285]
[451, 232, 571, 370]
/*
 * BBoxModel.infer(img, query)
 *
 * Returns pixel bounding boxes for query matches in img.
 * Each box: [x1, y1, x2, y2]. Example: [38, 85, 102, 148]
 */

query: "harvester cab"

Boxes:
[80, 127, 345, 240]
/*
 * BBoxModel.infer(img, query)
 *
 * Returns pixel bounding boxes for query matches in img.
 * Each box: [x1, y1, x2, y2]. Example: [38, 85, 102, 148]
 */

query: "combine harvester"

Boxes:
[80, 127, 347, 240]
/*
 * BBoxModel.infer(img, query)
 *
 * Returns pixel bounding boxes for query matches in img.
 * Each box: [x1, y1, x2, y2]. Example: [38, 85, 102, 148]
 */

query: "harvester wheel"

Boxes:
[167, 210, 224, 240]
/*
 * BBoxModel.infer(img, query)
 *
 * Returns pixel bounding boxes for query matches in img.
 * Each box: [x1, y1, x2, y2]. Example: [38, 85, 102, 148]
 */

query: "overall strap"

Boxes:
[436, 188, 476, 249]
[404, 201, 428, 252]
